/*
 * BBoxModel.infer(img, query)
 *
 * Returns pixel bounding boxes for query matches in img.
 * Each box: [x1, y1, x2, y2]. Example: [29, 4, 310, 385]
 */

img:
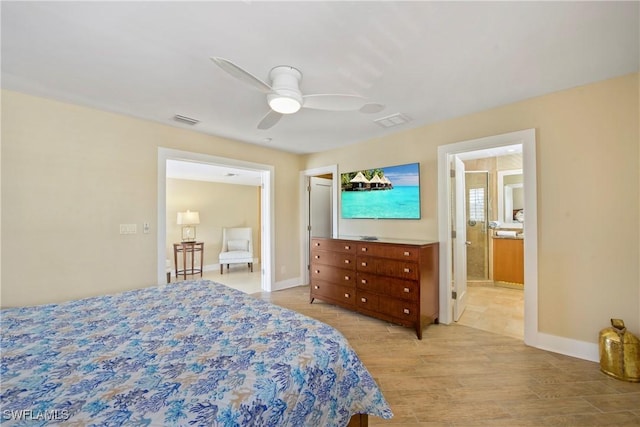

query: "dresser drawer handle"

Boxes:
[344, 293, 350, 298]
[404, 251, 410, 256]
[345, 276, 351, 281]
[403, 308, 411, 315]
[344, 259, 350, 264]
[361, 279, 367, 284]
[361, 262, 367, 267]
[361, 297, 367, 303]
[314, 285, 320, 290]
[315, 242, 320, 247]
[404, 268, 411, 273]
[361, 247, 367, 252]
[403, 287, 410, 293]
[314, 255, 320, 259]
[344, 245, 351, 250]
[314, 270, 320, 274]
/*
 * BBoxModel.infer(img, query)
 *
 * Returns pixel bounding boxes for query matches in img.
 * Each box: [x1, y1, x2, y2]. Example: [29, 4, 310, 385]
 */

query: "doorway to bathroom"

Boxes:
[437, 128, 538, 346]
[456, 150, 524, 339]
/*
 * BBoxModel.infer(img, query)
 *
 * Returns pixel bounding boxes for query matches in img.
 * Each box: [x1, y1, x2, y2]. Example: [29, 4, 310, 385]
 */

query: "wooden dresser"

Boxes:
[310, 237, 439, 339]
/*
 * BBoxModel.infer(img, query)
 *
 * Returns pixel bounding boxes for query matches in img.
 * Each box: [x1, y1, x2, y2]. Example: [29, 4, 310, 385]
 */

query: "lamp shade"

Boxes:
[177, 210, 200, 225]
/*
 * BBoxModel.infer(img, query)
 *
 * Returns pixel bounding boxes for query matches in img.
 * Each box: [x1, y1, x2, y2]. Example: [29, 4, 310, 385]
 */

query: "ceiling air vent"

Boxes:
[173, 114, 200, 125]
[374, 113, 411, 128]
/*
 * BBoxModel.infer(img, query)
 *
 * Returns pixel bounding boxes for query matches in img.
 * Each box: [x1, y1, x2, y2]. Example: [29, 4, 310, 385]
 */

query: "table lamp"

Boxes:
[177, 210, 200, 242]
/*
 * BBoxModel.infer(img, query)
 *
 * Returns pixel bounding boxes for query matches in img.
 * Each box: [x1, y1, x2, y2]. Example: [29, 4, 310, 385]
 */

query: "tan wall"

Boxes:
[303, 73, 640, 343]
[2, 73, 638, 344]
[166, 179, 260, 268]
[1, 90, 301, 307]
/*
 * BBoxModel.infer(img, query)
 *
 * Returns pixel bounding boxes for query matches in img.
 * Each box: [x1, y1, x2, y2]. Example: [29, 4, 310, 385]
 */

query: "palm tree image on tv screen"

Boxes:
[341, 162, 420, 219]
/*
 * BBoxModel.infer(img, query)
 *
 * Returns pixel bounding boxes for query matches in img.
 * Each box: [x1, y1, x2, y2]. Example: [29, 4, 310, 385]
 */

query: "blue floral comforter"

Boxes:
[0, 280, 392, 426]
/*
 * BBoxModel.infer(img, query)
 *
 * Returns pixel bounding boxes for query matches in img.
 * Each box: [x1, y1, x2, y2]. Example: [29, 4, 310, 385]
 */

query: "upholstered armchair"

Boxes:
[218, 227, 254, 274]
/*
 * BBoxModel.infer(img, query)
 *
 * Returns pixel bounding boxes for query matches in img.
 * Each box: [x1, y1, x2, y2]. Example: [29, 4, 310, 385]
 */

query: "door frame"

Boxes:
[300, 165, 339, 285]
[437, 129, 538, 346]
[157, 147, 275, 291]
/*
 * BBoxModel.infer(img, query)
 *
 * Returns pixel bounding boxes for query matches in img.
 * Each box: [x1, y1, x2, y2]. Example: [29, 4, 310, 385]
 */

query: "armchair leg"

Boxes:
[220, 264, 223, 274]
[249, 262, 253, 272]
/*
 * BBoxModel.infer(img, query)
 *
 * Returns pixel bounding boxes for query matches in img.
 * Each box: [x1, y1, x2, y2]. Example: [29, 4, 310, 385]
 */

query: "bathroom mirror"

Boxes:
[497, 169, 523, 229]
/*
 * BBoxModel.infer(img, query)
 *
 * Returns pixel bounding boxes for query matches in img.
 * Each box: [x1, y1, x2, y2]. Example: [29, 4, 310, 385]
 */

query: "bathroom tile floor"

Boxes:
[256, 285, 640, 426]
[457, 284, 524, 340]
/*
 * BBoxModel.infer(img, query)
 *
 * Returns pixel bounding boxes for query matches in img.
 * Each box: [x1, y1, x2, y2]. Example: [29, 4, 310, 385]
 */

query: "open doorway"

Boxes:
[157, 148, 275, 292]
[455, 149, 524, 339]
[300, 165, 339, 285]
[437, 129, 538, 346]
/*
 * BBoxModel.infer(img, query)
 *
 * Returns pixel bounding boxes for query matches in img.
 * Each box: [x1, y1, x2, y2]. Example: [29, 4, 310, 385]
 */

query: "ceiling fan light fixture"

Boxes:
[268, 93, 302, 114]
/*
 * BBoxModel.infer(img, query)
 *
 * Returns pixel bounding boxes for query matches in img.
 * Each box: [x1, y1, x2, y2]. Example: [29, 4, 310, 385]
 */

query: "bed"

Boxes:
[0, 280, 392, 426]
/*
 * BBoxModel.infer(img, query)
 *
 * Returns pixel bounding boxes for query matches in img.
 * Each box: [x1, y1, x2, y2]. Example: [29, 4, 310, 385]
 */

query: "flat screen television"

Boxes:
[340, 162, 420, 219]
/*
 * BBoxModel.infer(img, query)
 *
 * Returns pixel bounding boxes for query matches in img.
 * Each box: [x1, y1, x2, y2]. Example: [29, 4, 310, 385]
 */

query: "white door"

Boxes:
[309, 177, 332, 238]
[453, 156, 468, 321]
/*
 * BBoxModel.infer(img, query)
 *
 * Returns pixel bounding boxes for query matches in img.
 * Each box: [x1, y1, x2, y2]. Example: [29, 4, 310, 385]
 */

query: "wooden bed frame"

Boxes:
[348, 414, 368, 426]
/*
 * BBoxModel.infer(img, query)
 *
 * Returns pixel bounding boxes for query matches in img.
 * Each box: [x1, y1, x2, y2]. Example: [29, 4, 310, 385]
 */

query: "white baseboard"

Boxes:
[534, 332, 599, 362]
[272, 276, 304, 292]
[204, 258, 260, 273]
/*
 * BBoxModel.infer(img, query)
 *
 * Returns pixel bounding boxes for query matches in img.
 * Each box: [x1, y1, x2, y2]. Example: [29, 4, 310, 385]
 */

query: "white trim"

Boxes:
[201, 259, 260, 273]
[299, 165, 339, 285]
[157, 148, 275, 292]
[438, 129, 539, 346]
[536, 333, 599, 362]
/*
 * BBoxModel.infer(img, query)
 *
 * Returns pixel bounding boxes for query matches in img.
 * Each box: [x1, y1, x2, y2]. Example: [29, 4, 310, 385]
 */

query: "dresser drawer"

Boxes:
[378, 259, 419, 280]
[310, 265, 355, 286]
[357, 243, 419, 261]
[357, 273, 419, 301]
[378, 298, 418, 321]
[311, 281, 355, 306]
[358, 256, 418, 280]
[311, 250, 356, 270]
[311, 238, 356, 254]
[355, 290, 379, 311]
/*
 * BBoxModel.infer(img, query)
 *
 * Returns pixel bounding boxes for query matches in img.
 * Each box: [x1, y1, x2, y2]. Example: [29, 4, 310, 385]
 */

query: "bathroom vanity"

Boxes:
[493, 235, 524, 284]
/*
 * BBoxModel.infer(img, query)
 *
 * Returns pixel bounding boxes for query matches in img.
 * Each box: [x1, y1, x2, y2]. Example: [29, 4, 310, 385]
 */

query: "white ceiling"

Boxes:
[166, 159, 262, 186]
[2, 1, 638, 155]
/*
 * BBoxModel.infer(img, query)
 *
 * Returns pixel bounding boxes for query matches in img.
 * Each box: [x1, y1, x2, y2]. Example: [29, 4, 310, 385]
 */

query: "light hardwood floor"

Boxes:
[176, 272, 639, 425]
[256, 286, 640, 426]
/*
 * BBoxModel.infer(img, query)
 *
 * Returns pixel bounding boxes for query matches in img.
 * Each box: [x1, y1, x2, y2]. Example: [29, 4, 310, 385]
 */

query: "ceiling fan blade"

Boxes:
[257, 110, 283, 130]
[302, 94, 369, 111]
[210, 57, 272, 94]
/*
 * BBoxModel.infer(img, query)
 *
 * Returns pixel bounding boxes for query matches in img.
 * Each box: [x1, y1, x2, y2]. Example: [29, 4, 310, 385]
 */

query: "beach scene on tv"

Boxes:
[341, 162, 420, 219]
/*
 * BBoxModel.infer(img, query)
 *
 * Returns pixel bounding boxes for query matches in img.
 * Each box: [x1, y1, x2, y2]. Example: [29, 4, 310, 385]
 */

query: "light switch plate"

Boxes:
[119, 224, 137, 234]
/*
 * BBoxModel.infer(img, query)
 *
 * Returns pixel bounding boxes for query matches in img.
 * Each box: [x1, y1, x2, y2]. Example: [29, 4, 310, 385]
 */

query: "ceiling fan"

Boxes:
[210, 57, 385, 130]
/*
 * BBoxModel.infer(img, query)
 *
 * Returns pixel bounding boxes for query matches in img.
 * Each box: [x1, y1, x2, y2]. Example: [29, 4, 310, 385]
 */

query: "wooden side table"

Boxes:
[173, 242, 204, 280]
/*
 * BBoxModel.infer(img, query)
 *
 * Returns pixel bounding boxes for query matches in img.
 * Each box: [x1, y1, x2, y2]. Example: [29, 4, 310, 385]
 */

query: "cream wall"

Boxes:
[1, 90, 301, 307]
[166, 178, 260, 269]
[303, 73, 640, 344]
[2, 73, 638, 347]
